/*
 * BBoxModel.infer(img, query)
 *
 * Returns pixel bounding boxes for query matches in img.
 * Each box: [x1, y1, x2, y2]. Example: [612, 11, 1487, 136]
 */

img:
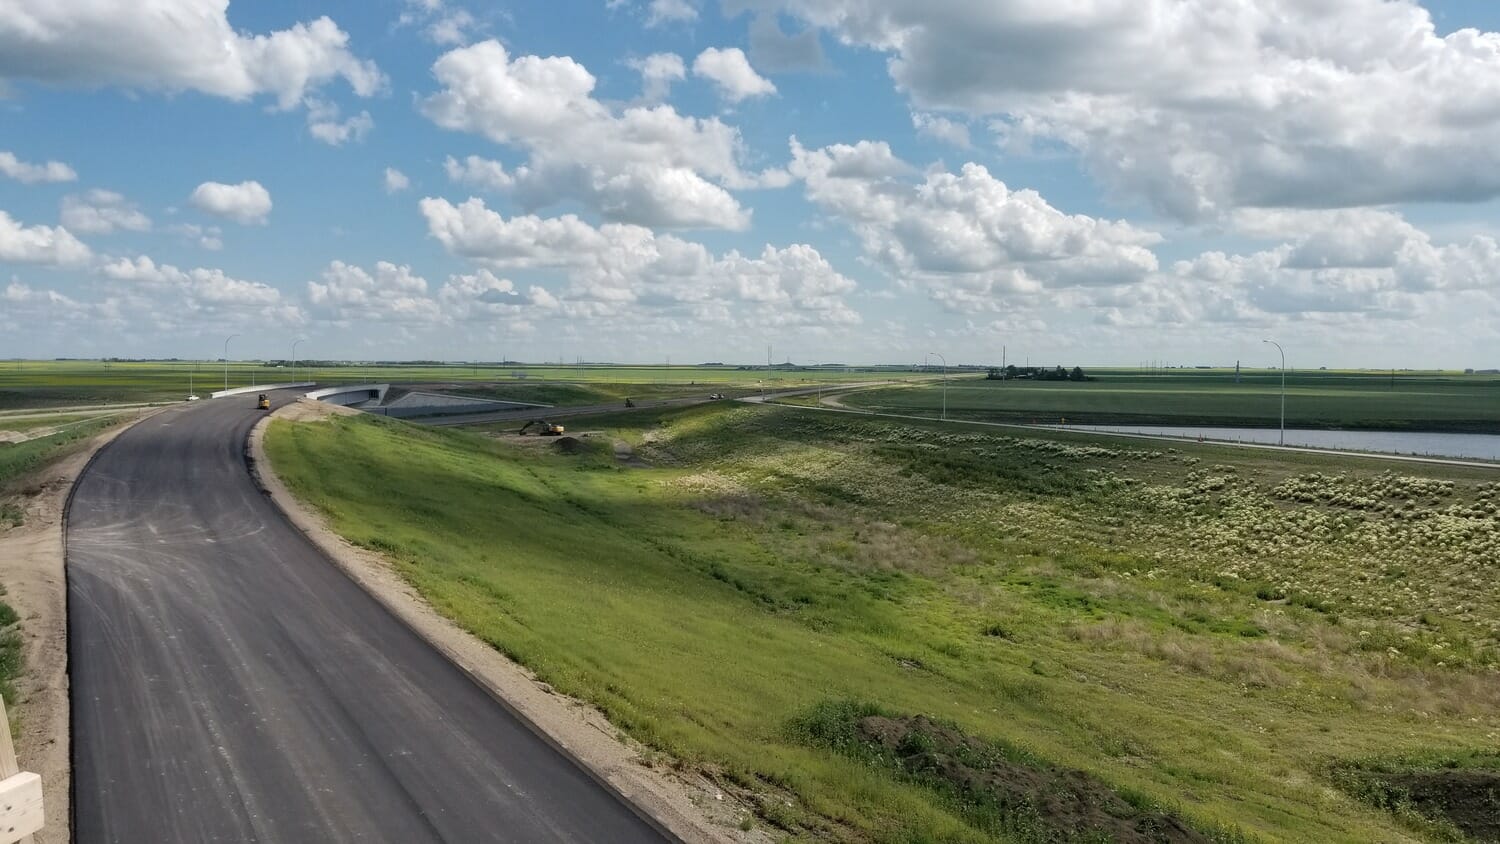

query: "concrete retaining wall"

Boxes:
[210, 383, 316, 399]
[306, 384, 390, 407]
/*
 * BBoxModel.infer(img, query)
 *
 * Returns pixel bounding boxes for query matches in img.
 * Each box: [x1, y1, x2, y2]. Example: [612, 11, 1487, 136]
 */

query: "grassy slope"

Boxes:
[266, 406, 1500, 842]
[844, 374, 1500, 433]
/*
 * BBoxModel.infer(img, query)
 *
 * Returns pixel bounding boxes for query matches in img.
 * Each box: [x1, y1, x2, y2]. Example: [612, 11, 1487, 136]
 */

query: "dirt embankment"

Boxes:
[251, 400, 768, 843]
[857, 714, 1209, 844]
[0, 412, 155, 843]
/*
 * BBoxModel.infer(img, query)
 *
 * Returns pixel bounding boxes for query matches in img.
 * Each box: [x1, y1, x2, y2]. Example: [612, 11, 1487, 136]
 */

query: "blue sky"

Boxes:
[3, 0, 1499, 368]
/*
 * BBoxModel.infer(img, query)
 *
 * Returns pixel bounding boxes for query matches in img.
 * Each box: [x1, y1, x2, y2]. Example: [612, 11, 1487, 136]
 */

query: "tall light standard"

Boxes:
[929, 351, 948, 421]
[223, 333, 239, 393]
[1263, 339, 1286, 445]
[291, 338, 306, 385]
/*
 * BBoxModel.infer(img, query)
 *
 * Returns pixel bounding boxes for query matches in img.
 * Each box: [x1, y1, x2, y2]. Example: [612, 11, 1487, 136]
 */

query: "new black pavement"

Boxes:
[67, 394, 665, 843]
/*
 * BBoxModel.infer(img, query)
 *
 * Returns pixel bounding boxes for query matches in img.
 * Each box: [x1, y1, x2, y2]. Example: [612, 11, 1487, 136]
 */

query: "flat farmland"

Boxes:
[841, 371, 1500, 433]
[0, 360, 902, 410]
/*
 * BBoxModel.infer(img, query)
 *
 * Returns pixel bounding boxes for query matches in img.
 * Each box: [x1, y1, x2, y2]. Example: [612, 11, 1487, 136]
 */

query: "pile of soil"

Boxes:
[1382, 770, 1500, 842]
[551, 436, 592, 455]
[857, 715, 1208, 844]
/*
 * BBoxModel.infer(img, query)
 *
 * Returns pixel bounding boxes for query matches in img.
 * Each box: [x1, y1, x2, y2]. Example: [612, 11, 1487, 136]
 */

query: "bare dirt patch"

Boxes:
[858, 714, 1209, 844]
[1333, 756, 1500, 843]
[276, 397, 361, 423]
[251, 408, 769, 844]
[1385, 770, 1500, 842]
[551, 435, 596, 455]
[793, 700, 1213, 843]
[613, 439, 651, 468]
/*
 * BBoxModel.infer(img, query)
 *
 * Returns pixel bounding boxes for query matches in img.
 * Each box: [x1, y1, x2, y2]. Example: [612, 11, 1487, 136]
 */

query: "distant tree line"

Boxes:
[986, 365, 1090, 382]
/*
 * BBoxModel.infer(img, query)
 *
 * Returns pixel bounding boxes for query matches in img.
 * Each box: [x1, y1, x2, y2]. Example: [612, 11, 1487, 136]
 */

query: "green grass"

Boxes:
[0, 588, 18, 709]
[0, 413, 115, 434]
[841, 371, 1500, 433]
[267, 404, 1500, 842]
[0, 416, 119, 492]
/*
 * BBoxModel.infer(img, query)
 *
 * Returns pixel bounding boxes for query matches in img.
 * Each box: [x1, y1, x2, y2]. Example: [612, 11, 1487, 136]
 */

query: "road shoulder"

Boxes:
[248, 399, 764, 844]
[0, 409, 160, 844]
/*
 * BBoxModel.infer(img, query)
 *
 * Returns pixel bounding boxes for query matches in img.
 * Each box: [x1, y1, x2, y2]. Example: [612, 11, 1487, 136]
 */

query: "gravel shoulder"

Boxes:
[0, 411, 156, 843]
[251, 398, 767, 844]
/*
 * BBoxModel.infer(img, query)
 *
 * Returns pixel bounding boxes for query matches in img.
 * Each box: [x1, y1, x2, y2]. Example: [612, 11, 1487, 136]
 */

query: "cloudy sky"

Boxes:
[3, 0, 1499, 367]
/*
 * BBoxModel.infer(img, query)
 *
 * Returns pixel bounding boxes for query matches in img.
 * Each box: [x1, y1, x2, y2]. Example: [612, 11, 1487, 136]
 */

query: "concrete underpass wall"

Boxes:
[211, 383, 316, 399]
[307, 384, 390, 407]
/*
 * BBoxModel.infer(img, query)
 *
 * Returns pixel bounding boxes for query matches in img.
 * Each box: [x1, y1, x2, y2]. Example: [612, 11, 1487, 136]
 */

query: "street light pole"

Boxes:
[1263, 339, 1286, 445]
[930, 351, 948, 421]
[292, 338, 306, 385]
[223, 334, 239, 394]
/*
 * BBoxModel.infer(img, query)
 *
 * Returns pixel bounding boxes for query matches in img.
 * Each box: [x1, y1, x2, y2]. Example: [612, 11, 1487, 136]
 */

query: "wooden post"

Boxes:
[0, 696, 42, 844]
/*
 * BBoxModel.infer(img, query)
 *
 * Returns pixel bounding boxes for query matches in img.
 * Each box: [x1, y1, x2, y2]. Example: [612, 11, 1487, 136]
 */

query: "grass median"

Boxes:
[266, 404, 1500, 842]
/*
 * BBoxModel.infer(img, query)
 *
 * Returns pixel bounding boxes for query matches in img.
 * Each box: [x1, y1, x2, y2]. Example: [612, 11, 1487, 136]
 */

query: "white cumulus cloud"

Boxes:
[789, 139, 1160, 311]
[384, 167, 411, 193]
[0, 151, 77, 184]
[692, 48, 776, 103]
[307, 260, 441, 323]
[730, 0, 1500, 219]
[306, 99, 374, 145]
[443, 155, 514, 192]
[419, 195, 860, 325]
[59, 190, 151, 235]
[0, 210, 92, 265]
[99, 254, 286, 308]
[646, 0, 697, 26]
[0, 0, 383, 110]
[421, 40, 766, 230]
[190, 180, 273, 226]
[912, 112, 970, 149]
[629, 52, 685, 102]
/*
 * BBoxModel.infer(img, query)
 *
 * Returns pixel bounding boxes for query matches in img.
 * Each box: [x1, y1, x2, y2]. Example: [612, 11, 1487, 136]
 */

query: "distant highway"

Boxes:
[67, 393, 664, 842]
[412, 383, 896, 428]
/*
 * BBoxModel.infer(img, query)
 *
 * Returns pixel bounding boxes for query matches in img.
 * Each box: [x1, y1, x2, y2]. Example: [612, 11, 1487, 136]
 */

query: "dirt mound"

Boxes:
[1375, 770, 1500, 842]
[551, 436, 594, 455]
[857, 714, 1208, 844]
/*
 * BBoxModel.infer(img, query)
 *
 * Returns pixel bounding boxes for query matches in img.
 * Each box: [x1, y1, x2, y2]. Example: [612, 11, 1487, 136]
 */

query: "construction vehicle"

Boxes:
[257, 393, 271, 410]
[518, 419, 565, 436]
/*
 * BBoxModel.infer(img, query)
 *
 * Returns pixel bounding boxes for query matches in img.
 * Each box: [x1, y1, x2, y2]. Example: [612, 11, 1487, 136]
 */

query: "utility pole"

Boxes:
[1263, 339, 1286, 445]
[930, 351, 948, 421]
[292, 338, 306, 385]
[223, 334, 239, 393]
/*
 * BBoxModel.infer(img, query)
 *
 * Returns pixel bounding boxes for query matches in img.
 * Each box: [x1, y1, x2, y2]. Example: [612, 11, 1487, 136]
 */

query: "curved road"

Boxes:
[67, 394, 664, 842]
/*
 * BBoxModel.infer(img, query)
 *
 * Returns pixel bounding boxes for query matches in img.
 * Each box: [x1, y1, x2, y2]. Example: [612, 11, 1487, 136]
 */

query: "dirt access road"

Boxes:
[66, 393, 664, 842]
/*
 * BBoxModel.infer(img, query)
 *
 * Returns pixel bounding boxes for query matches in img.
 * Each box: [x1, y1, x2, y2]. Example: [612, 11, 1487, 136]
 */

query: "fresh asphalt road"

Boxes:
[67, 393, 665, 843]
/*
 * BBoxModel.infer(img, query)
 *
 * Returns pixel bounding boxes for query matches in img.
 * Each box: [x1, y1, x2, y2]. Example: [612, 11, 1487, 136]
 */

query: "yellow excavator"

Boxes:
[518, 419, 565, 436]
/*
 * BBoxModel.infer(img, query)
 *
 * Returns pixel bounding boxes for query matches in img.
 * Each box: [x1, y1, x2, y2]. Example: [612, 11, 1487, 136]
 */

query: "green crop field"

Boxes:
[0, 360, 905, 411]
[268, 401, 1500, 842]
[839, 370, 1500, 433]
